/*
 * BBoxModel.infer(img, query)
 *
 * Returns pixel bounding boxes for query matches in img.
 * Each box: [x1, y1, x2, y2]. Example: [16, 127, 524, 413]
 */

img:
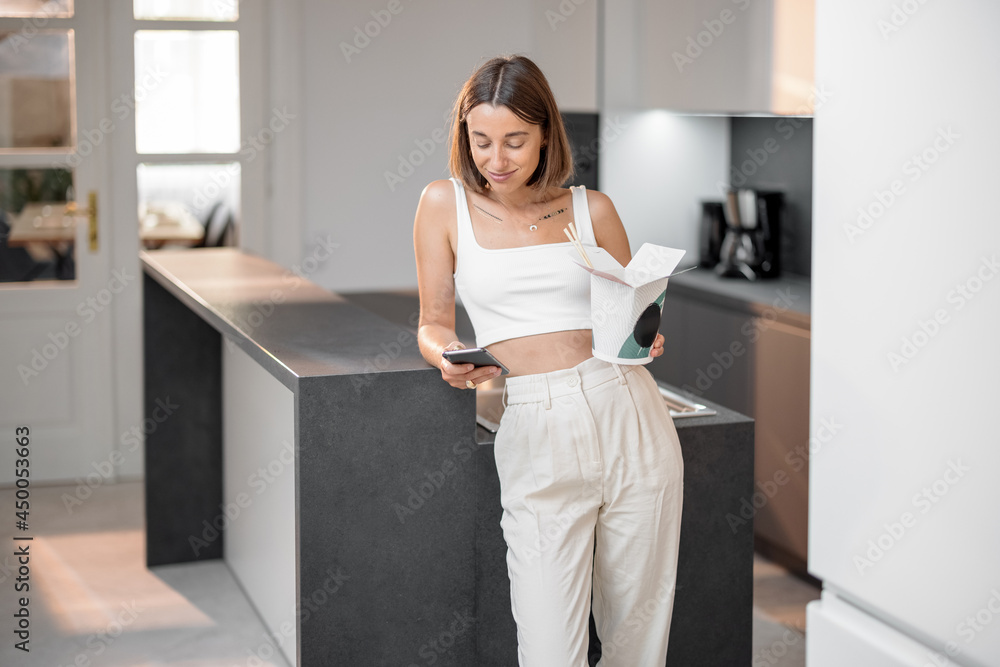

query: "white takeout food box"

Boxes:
[569, 243, 687, 364]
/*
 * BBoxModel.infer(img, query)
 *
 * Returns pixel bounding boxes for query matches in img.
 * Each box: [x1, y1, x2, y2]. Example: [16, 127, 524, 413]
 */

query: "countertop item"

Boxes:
[667, 266, 810, 328]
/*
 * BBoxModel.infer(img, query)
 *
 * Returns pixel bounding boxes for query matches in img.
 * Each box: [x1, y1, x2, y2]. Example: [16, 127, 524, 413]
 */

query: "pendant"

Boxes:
[529, 224, 537, 232]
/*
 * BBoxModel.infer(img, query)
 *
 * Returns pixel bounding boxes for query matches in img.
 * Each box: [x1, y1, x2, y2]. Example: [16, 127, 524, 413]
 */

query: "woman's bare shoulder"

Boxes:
[420, 179, 456, 209]
[582, 188, 618, 220]
[415, 179, 457, 232]
[581, 188, 630, 263]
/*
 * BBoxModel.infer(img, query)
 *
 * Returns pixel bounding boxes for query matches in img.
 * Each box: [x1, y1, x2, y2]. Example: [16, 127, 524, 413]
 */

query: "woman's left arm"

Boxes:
[588, 190, 666, 358]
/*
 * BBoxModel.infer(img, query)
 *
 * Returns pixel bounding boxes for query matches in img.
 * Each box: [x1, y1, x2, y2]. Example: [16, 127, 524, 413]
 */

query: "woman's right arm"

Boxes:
[413, 180, 499, 389]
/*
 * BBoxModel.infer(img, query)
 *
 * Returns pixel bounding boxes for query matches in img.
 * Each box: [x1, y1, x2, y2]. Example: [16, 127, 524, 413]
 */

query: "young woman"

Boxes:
[413, 55, 683, 667]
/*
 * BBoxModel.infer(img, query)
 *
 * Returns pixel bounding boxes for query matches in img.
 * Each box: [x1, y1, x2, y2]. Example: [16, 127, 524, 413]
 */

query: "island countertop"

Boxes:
[141, 248, 430, 389]
[142, 249, 756, 666]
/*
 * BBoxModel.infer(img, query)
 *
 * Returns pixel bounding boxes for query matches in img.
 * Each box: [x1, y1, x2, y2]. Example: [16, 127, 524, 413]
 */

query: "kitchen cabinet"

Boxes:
[753, 319, 810, 567]
[651, 270, 811, 575]
[660, 298, 755, 417]
[602, 0, 815, 115]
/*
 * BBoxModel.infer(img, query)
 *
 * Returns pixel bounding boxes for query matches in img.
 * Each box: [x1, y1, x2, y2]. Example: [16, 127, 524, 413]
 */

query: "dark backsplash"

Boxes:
[562, 112, 600, 191]
[728, 116, 813, 278]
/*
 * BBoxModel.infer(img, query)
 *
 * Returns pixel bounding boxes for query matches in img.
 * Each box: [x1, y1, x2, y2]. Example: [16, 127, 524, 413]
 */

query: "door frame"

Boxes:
[0, 2, 116, 484]
[105, 0, 270, 479]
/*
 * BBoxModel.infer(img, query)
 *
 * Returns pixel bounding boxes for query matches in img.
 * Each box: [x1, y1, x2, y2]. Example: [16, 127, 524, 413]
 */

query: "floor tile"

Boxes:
[2, 482, 818, 665]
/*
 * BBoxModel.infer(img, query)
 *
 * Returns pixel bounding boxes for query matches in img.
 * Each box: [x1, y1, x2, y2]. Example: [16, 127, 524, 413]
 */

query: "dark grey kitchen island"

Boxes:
[142, 248, 753, 667]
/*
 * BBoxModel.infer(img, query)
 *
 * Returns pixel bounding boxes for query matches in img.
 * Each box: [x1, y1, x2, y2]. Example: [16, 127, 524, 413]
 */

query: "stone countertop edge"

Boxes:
[141, 249, 434, 391]
[668, 267, 811, 329]
[475, 382, 752, 445]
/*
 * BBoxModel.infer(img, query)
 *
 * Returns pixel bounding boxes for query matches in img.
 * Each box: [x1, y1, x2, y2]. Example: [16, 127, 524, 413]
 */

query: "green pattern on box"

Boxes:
[616, 287, 667, 359]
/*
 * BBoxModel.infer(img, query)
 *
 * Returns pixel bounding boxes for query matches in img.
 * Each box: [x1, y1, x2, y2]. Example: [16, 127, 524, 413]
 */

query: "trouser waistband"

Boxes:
[503, 355, 640, 409]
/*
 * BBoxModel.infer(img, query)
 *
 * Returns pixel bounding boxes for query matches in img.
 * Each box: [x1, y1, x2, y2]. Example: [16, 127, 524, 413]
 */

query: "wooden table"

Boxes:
[7, 201, 205, 248]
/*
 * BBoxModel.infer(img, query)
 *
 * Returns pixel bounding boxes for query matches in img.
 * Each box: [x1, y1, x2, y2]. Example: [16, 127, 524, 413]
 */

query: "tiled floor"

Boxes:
[1, 481, 819, 666]
[752, 555, 819, 666]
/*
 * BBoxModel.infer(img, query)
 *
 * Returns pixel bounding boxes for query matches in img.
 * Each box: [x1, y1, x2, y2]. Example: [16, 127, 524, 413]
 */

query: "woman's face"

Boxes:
[466, 104, 546, 192]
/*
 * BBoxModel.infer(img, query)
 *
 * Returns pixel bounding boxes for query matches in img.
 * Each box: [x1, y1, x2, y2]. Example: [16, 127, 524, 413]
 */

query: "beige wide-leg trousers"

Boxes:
[495, 356, 684, 667]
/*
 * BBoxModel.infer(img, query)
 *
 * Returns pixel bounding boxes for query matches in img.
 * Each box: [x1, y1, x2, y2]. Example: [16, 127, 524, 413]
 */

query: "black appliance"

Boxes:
[698, 201, 726, 269]
[704, 189, 783, 280]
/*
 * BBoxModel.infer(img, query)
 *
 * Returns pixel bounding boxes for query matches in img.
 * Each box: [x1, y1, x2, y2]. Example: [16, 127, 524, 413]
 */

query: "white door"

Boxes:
[0, 1, 116, 484]
[1, 0, 265, 486]
[102, 0, 265, 485]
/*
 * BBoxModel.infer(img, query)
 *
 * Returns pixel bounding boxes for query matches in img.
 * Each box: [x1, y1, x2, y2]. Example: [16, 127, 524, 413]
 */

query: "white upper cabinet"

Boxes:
[603, 0, 814, 115]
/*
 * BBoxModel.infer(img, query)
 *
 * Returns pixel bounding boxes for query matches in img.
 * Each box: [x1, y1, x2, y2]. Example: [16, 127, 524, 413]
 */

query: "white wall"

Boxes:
[278, 0, 731, 291]
[529, 0, 599, 112]
[600, 111, 730, 261]
[293, 0, 605, 292]
[809, 1, 1000, 664]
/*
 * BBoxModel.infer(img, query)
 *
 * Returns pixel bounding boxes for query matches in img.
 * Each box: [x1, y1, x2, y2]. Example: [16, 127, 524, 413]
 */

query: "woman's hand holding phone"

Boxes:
[440, 342, 504, 389]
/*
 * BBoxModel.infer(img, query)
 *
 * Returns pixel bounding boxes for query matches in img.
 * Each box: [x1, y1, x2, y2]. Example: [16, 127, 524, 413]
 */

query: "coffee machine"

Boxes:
[701, 189, 783, 280]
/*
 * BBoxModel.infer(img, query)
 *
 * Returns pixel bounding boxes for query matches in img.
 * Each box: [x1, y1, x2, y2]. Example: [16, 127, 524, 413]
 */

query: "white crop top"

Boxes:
[451, 177, 596, 347]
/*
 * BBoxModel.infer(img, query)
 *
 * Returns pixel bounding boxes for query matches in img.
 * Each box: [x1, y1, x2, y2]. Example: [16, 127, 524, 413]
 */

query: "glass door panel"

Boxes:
[133, 29, 239, 154]
[0, 0, 72, 17]
[0, 30, 75, 149]
[136, 161, 239, 248]
[133, 0, 236, 22]
[0, 25, 76, 282]
[0, 166, 75, 281]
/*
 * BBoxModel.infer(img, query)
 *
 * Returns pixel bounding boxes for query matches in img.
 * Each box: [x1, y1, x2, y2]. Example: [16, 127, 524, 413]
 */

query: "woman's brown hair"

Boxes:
[449, 55, 574, 194]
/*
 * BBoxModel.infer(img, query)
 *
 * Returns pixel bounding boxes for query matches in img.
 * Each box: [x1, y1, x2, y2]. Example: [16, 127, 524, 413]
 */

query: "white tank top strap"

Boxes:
[450, 177, 475, 253]
[569, 185, 597, 246]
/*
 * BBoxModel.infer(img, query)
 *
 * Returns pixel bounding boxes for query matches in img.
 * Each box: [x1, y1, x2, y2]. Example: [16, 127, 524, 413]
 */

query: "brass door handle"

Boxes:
[65, 191, 98, 252]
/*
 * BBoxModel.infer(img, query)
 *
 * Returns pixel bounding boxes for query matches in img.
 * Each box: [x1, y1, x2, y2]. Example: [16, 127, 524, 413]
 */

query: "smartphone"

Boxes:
[441, 347, 510, 376]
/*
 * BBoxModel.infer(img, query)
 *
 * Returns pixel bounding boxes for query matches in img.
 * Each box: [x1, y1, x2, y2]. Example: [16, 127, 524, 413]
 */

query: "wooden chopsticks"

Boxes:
[564, 222, 593, 268]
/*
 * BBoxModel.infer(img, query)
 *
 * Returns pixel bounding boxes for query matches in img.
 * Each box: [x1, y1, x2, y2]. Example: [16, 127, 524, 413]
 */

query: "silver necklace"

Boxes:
[472, 200, 568, 232]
